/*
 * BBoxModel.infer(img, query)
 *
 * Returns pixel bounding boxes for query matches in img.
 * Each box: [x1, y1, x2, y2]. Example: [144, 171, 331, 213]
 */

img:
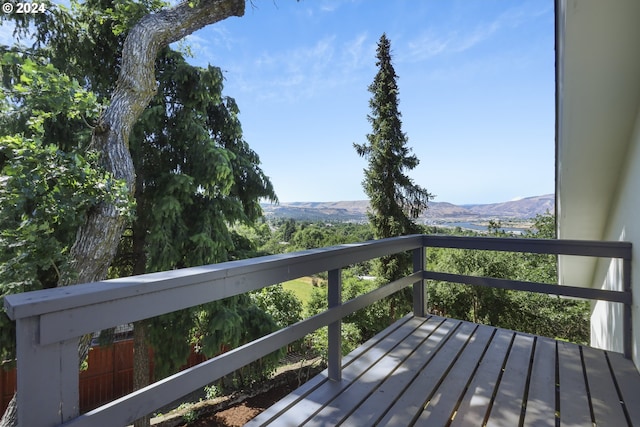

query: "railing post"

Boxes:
[623, 255, 632, 359]
[328, 268, 342, 381]
[14, 315, 80, 426]
[413, 246, 426, 317]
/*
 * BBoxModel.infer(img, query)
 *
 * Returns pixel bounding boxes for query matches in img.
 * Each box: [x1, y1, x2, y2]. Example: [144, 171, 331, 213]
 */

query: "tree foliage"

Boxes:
[115, 46, 279, 385]
[354, 33, 432, 284]
[427, 213, 589, 343]
[250, 284, 303, 329]
[0, 51, 131, 361]
[126, 47, 276, 272]
[354, 33, 432, 245]
[354, 33, 432, 322]
[1, 2, 277, 423]
[305, 270, 392, 343]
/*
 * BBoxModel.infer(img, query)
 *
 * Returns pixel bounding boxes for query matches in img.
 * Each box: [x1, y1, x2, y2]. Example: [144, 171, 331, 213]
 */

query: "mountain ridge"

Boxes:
[261, 194, 555, 223]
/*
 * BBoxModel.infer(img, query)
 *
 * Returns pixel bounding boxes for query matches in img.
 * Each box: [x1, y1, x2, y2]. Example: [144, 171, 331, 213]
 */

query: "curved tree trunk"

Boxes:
[1, 2, 245, 425]
[0, 396, 16, 427]
[63, 0, 246, 287]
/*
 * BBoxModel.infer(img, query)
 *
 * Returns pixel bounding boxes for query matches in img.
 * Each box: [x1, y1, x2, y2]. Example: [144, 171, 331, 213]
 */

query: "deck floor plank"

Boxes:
[522, 337, 557, 427]
[581, 345, 628, 426]
[287, 317, 431, 425]
[416, 324, 494, 425]
[248, 316, 640, 427]
[247, 317, 430, 426]
[607, 351, 640, 424]
[338, 318, 459, 427]
[376, 321, 477, 426]
[449, 328, 514, 427]
[245, 315, 424, 426]
[557, 341, 592, 426]
[304, 317, 453, 427]
[486, 333, 535, 427]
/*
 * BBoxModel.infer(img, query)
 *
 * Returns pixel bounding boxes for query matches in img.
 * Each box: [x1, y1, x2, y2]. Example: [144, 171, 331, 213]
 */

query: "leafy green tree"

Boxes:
[289, 225, 329, 250]
[0, 48, 135, 425]
[0, 52, 130, 362]
[306, 271, 391, 341]
[125, 47, 277, 274]
[516, 212, 557, 283]
[107, 46, 278, 425]
[282, 218, 297, 242]
[251, 285, 303, 329]
[426, 213, 589, 344]
[429, 244, 515, 324]
[354, 33, 432, 319]
[309, 323, 361, 364]
[0, 1, 272, 425]
[45, 3, 278, 423]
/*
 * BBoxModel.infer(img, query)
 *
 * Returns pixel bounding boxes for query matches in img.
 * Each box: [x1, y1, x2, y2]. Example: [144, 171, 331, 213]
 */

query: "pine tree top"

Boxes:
[355, 33, 432, 239]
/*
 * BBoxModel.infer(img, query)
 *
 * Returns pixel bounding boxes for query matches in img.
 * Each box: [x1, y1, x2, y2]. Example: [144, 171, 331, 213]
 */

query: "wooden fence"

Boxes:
[0, 364, 15, 415]
[0, 340, 206, 414]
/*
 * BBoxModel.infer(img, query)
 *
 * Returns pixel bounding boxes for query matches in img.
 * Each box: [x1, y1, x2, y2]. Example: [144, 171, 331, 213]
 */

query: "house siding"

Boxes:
[591, 107, 640, 370]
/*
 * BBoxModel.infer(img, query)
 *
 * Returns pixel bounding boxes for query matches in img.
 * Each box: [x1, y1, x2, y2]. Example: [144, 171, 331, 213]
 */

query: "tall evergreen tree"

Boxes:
[116, 48, 280, 426]
[354, 33, 432, 285]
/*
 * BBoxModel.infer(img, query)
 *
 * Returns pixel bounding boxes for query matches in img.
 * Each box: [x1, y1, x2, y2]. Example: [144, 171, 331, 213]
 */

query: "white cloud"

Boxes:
[403, 3, 551, 63]
[318, 0, 359, 14]
[175, 26, 240, 66]
[320, 2, 338, 13]
[230, 34, 372, 103]
[343, 32, 370, 72]
[404, 20, 499, 63]
[405, 31, 453, 61]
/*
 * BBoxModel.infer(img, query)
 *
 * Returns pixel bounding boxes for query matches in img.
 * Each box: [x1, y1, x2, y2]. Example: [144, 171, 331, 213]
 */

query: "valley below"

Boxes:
[261, 194, 554, 233]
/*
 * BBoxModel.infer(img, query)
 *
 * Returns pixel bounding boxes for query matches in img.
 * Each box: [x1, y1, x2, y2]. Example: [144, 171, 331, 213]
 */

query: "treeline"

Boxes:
[426, 215, 589, 344]
[237, 212, 589, 352]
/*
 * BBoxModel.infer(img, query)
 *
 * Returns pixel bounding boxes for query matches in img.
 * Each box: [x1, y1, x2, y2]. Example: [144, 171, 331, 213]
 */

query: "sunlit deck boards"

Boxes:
[247, 315, 640, 427]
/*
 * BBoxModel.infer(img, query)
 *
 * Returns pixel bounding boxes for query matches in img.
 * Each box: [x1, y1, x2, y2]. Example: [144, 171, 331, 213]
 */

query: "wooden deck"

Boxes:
[247, 315, 640, 427]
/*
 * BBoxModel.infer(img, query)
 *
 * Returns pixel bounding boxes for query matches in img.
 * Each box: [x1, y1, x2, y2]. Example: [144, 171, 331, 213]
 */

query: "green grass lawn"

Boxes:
[282, 277, 322, 306]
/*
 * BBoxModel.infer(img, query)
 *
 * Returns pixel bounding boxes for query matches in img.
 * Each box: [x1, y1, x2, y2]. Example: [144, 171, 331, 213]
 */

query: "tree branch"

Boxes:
[62, 0, 245, 286]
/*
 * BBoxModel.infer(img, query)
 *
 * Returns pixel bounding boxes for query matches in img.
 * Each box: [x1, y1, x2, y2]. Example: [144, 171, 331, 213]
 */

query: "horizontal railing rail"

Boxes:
[4, 235, 425, 427]
[421, 235, 633, 358]
[423, 235, 632, 258]
[2, 234, 632, 426]
[423, 271, 631, 303]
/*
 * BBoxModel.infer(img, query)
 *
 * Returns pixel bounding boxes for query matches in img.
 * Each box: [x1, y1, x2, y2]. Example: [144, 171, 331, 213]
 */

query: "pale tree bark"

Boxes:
[1, 1, 245, 426]
[64, 0, 246, 287]
[0, 397, 15, 427]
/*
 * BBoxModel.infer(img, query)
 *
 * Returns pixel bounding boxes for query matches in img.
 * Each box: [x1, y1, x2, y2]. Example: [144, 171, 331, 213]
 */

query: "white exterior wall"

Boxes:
[590, 109, 640, 369]
[556, 0, 640, 371]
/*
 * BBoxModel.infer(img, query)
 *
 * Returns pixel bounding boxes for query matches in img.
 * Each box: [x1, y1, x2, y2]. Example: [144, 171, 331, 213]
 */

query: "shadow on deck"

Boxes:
[249, 315, 640, 427]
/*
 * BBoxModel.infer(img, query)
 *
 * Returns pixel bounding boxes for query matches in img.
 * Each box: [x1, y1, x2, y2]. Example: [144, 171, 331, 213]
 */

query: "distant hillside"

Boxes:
[261, 194, 555, 223]
[462, 195, 555, 219]
[260, 202, 366, 222]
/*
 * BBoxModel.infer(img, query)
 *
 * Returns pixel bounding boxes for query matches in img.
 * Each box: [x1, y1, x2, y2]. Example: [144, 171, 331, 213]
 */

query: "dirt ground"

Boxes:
[181, 380, 298, 427]
[163, 358, 322, 427]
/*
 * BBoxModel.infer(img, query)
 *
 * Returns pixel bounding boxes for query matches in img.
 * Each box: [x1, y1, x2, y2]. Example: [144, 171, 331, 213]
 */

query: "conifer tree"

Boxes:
[354, 33, 432, 285]
[118, 49, 280, 426]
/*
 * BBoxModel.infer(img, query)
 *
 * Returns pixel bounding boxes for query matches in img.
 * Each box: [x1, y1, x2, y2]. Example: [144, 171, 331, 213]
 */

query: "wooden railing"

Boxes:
[3, 235, 632, 426]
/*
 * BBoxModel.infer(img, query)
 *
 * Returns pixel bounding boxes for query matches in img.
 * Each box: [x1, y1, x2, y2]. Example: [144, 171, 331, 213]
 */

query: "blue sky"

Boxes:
[1, 0, 555, 205]
[182, 0, 556, 204]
